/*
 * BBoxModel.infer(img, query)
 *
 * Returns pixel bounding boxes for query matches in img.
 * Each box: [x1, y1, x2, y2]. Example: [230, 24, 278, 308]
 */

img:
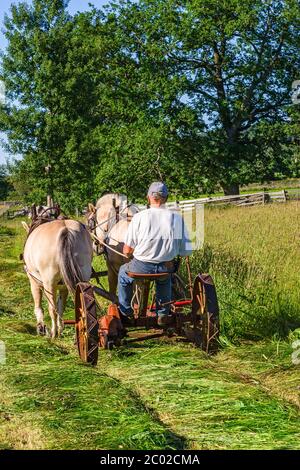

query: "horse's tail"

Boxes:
[58, 226, 87, 294]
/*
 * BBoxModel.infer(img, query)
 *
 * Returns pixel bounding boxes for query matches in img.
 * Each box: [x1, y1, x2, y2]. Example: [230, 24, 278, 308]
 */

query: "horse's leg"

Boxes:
[44, 283, 58, 339]
[57, 286, 68, 336]
[29, 277, 45, 335]
[107, 263, 118, 296]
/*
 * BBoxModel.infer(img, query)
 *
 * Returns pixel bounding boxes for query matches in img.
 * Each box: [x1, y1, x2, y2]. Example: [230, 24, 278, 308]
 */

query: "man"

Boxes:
[118, 181, 192, 325]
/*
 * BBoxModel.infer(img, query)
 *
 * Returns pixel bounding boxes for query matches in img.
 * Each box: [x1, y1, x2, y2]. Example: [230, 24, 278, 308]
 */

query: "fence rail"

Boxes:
[0, 201, 21, 207]
[285, 188, 300, 200]
[0, 189, 296, 219]
[173, 189, 289, 210]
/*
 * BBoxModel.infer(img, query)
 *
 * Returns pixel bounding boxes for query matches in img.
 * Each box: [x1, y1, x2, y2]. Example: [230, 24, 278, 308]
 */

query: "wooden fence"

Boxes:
[0, 201, 21, 207]
[135, 189, 291, 212]
[0, 189, 295, 219]
[175, 189, 288, 210]
[285, 188, 300, 200]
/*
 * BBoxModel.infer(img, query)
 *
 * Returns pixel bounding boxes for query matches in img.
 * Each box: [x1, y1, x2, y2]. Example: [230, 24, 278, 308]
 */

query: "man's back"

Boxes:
[125, 206, 192, 263]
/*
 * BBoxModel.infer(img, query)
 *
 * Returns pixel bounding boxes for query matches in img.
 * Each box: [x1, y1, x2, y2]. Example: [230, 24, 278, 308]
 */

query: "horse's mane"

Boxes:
[95, 193, 125, 208]
[95, 193, 139, 217]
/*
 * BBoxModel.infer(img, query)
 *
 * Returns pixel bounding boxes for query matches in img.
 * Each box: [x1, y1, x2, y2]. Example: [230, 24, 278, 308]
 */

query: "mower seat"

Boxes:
[127, 272, 170, 281]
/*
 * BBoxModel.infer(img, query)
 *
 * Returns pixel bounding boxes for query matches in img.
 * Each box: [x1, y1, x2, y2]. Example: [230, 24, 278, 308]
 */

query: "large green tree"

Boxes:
[0, 0, 77, 208]
[0, 1, 134, 209]
[0, 0, 192, 207]
[1, 0, 299, 206]
[111, 0, 300, 194]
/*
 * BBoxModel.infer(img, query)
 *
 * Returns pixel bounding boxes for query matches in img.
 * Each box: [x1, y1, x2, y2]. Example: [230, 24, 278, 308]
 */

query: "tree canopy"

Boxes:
[0, 0, 299, 210]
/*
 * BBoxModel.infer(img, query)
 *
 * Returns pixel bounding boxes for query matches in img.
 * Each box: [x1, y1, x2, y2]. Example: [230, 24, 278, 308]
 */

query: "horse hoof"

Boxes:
[36, 324, 47, 336]
[57, 325, 64, 337]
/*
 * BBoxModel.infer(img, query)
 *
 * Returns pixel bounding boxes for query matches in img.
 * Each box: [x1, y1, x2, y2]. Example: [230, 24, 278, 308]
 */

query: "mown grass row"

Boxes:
[102, 339, 300, 450]
[1, 318, 300, 450]
[0, 220, 184, 449]
[0, 320, 184, 450]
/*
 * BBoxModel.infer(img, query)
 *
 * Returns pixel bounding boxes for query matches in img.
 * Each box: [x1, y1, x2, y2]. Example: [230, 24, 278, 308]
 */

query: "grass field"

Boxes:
[0, 202, 299, 450]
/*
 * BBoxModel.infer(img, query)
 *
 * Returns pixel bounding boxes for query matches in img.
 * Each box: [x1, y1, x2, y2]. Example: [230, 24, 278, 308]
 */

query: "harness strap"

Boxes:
[23, 265, 58, 311]
[91, 202, 138, 232]
[90, 232, 130, 259]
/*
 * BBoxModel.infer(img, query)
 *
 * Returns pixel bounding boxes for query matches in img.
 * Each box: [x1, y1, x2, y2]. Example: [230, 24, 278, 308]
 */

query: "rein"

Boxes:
[90, 232, 130, 259]
[23, 265, 58, 310]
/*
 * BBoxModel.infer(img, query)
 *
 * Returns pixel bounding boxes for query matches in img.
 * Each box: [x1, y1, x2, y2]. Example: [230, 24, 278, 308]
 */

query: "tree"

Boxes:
[0, 1, 125, 209]
[0, 164, 13, 200]
[1, 0, 299, 204]
[0, 0, 190, 207]
[112, 0, 300, 194]
[0, 0, 73, 208]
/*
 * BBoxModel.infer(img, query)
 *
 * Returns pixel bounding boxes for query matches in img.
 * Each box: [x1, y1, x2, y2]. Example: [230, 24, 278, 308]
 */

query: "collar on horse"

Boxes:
[87, 198, 138, 258]
[27, 203, 67, 235]
[20, 203, 68, 261]
[87, 199, 137, 240]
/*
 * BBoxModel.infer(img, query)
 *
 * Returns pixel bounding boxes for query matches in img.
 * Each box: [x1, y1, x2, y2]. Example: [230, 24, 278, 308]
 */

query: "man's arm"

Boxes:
[123, 215, 138, 257]
[123, 244, 134, 256]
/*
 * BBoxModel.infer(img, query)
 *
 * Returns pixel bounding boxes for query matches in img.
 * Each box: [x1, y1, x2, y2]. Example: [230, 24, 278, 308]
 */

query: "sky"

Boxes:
[0, 0, 108, 164]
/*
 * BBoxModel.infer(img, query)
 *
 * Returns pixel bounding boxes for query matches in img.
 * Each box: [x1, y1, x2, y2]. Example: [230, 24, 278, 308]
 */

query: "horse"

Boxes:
[87, 193, 139, 294]
[23, 218, 93, 338]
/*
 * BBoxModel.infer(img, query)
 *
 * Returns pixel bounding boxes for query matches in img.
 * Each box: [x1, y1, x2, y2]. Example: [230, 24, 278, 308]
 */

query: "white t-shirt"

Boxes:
[124, 206, 192, 263]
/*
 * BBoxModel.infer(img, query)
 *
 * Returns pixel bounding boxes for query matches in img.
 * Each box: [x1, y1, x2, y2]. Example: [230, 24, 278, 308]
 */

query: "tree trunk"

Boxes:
[221, 183, 240, 196]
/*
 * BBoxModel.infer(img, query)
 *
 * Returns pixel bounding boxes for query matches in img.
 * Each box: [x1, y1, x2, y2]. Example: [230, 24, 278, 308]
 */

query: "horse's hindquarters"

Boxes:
[24, 219, 93, 337]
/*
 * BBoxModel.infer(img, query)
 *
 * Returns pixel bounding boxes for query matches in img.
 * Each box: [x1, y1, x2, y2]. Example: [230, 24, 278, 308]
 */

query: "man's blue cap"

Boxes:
[147, 181, 168, 198]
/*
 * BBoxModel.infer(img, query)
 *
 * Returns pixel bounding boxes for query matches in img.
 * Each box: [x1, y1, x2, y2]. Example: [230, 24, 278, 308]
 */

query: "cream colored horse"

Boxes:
[87, 194, 139, 294]
[23, 219, 93, 338]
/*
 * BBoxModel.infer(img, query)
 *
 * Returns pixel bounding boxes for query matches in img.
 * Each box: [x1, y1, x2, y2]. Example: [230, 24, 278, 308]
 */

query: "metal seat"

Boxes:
[127, 272, 170, 281]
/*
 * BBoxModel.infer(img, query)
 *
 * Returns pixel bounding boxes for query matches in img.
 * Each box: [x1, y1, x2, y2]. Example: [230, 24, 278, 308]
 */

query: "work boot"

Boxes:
[119, 310, 134, 327]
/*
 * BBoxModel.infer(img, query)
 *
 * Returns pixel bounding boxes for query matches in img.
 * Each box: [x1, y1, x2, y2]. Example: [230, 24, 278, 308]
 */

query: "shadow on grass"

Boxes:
[11, 322, 37, 335]
[0, 307, 16, 316]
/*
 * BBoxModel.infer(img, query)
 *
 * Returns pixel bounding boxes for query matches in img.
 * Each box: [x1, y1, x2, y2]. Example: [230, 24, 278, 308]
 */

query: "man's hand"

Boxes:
[123, 244, 134, 258]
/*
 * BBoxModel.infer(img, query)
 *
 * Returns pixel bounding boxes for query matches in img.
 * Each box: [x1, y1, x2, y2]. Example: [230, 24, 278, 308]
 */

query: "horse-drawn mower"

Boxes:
[70, 257, 220, 366]
[22, 202, 220, 365]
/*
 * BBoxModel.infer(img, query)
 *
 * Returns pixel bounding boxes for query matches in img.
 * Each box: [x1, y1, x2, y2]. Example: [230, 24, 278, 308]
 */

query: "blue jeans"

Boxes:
[118, 258, 172, 317]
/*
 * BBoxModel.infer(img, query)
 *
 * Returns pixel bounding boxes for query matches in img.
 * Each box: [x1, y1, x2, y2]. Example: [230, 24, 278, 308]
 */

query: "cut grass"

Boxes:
[1, 317, 299, 450]
[101, 340, 300, 450]
[0, 320, 185, 450]
[0, 205, 300, 450]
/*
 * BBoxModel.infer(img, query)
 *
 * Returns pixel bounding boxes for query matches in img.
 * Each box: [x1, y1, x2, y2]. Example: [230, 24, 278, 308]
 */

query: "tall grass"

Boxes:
[189, 201, 300, 340]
